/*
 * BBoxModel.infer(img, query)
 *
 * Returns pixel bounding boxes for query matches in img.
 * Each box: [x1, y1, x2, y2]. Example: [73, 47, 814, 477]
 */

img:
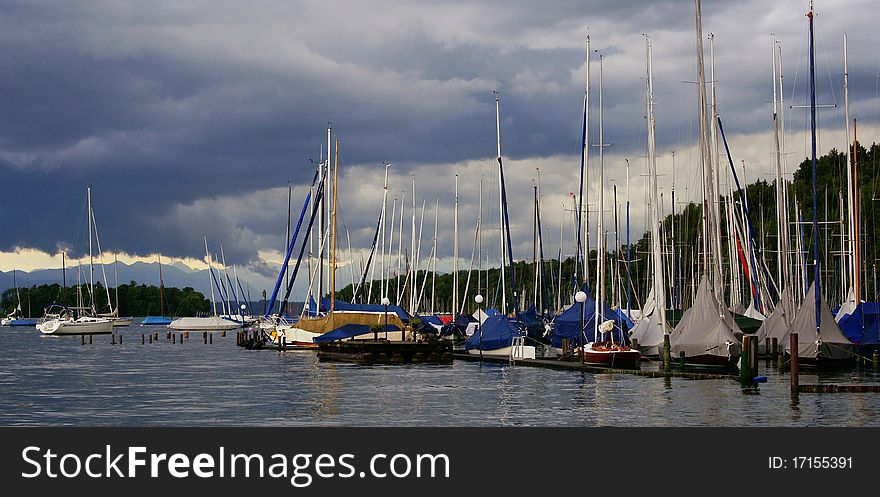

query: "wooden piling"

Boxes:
[81, 334, 85, 345]
[222, 331, 226, 338]
[632, 338, 639, 351]
[663, 334, 671, 372]
[112, 334, 116, 345]
[771, 337, 779, 367]
[149, 334, 153, 344]
[119, 334, 122, 345]
[764, 337, 770, 364]
[179, 333, 184, 344]
[89, 335, 92, 344]
[209, 333, 213, 345]
[678, 351, 685, 369]
[790, 332, 799, 402]
[142, 334, 145, 345]
[741, 336, 751, 387]
[172, 334, 176, 344]
[204, 332, 207, 344]
[167, 331, 171, 339]
[750, 334, 758, 375]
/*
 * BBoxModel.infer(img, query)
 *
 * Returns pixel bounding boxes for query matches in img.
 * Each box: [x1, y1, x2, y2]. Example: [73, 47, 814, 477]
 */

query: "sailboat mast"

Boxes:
[330, 138, 339, 311]
[807, 1, 821, 332]
[453, 174, 459, 319]
[843, 32, 855, 301]
[594, 54, 606, 341]
[158, 255, 165, 316]
[114, 254, 119, 316]
[494, 91, 507, 313]
[87, 185, 95, 314]
[577, 35, 591, 287]
[431, 198, 439, 315]
[853, 117, 861, 301]
[204, 236, 216, 316]
[647, 37, 667, 334]
[380, 163, 390, 303]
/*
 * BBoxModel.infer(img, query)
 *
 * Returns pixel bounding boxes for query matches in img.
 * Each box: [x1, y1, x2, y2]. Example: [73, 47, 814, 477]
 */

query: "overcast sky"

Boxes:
[1, 0, 878, 295]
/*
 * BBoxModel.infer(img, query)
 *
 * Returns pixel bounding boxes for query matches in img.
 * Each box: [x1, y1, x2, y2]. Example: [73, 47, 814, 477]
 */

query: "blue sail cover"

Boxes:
[141, 316, 172, 326]
[550, 287, 631, 348]
[313, 324, 402, 343]
[838, 302, 880, 345]
[612, 307, 635, 330]
[320, 298, 411, 322]
[419, 315, 444, 327]
[439, 313, 477, 337]
[464, 315, 523, 351]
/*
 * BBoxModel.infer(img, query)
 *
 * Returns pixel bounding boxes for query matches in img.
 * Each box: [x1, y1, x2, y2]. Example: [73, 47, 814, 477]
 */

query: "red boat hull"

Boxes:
[582, 342, 641, 368]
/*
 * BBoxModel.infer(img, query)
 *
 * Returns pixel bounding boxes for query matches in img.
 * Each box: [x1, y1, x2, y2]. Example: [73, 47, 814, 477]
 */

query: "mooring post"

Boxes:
[741, 335, 751, 387]
[112, 333, 116, 345]
[142, 334, 145, 345]
[764, 337, 770, 364]
[119, 334, 123, 345]
[663, 334, 671, 372]
[203, 332, 207, 344]
[81, 334, 85, 346]
[790, 332, 799, 402]
[873, 350, 879, 371]
[167, 331, 171, 340]
[180, 333, 184, 344]
[149, 334, 153, 344]
[632, 338, 639, 352]
[89, 335, 92, 344]
[209, 333, 213, 345]
[750, 335, 758, 375]
[172, 334, 176, 344]
[678, 351, 685, 369]
[771, 337, 779, 367]
[222, 330, 226, 338]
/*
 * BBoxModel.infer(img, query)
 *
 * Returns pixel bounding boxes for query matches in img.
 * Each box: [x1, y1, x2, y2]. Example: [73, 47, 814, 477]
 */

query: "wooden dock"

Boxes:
[318, 340, 454, 365]
[798, 384, 880, 393]
[452, 352, 739, 380]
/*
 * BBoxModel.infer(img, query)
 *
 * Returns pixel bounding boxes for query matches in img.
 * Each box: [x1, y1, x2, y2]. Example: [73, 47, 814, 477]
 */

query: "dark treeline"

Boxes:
[1, 282, 210, 318]
[334, 144, 880, 315]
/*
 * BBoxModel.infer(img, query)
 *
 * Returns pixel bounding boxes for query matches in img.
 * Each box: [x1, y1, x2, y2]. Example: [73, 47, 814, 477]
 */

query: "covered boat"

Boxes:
[669, 276, 742, 368]
[837, 302, 880, 355]
[464, 314, 535, 359]
[785, 282, 857, 362]
[755, 289, 794, 356]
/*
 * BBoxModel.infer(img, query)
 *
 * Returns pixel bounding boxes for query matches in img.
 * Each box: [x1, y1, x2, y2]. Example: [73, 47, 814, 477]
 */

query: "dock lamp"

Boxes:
[575, 291, 587, 363]
[381, 297, 390, 341]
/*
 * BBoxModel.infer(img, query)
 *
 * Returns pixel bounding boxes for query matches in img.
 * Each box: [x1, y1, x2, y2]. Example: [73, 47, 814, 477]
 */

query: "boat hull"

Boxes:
[466, 345, 536, 360]
[582, 342, 641, 368]
[38, 319, 113, 335]
[168, 317, 242, 331]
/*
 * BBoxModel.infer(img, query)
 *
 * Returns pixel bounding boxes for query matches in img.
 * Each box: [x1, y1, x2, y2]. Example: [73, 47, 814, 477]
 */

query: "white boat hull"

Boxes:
[467, 345, 536, 360]
[168, 316, 242, 331]
[38, 318, 113, 335]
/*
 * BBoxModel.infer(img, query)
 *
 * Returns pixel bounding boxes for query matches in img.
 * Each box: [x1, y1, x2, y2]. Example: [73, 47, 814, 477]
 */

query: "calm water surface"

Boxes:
[1, 322, 879, 426]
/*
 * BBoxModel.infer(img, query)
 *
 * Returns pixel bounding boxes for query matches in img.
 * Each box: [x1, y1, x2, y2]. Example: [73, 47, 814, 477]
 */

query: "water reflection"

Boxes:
[1, 326, 879, 427]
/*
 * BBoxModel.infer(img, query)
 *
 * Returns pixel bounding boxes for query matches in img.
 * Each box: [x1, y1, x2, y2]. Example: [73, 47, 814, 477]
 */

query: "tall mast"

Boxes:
[843, 32, 855, 302]
[158, 254, 165, 316]
[286, 182, 292, 296]
[853, 117, 861, 302]
[453, 174, 459, 318]
[114, 253, 119, 316]
[87, 185, 95, 314]
[807, 1, 821, 332]
[330, 138, 339, 311]
[494, 91, 507, 313]
[594, 53, 606, 341]
[647, 37, 667, 334]
[431, 198, 439, 315]
[204, 236, 216, 316]
[410, 177, 417, 313]
[577, 34, 591, 287]
[709, 32, 726, 302]
[380, 163, 390, 303]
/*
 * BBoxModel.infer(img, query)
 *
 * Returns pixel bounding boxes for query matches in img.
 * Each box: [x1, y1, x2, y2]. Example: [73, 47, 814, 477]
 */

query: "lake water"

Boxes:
[2, 321, 879, 426]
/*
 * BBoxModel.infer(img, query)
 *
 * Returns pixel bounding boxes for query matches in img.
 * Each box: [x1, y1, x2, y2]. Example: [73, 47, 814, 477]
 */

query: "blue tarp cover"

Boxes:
[550, 285, 631, 347]
[838, 302, 880, 345]
[464, 314, 522, 351]
[313, 323, 402, 343]
[320, 298, 411, 322]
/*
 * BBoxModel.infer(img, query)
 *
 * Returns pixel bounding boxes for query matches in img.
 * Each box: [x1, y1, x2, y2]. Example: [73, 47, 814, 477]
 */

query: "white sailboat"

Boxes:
[168, 237, 242, 332]
[38, 186, 113, 335]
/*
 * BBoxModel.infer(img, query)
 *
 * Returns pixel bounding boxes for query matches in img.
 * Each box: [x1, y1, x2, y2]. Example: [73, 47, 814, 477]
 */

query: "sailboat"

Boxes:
[461, 92, 536, 359]
[782, 2, 856, 363]
[37, 186, 114, 335]
[99, 255, 132, 327]
[668, 0, 742, 368]
[2, 269, 37, 327]
[168, 237, 242, 332]
[579, 52, 639, 368]
[630, 37, 673, 357]
[141, 255, 173, 326]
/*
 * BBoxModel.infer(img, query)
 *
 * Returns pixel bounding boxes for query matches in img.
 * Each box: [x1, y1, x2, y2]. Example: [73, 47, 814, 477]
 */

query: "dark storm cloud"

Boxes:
[0, 0, 877, 269]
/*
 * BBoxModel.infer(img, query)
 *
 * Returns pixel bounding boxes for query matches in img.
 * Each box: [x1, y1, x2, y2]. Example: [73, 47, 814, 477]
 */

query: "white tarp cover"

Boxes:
[629, 308, 672, 356]
[756, 288, 793, 354]
[835, 287, 857, 323]
[168, 316, 242, 331]
[786, 282, 856, 360]
[670, 276, 742, 360]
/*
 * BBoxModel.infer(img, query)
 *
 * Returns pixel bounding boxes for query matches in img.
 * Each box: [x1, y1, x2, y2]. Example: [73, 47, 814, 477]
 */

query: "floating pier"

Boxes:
[318, 340, 453, 365]
[452, 352, 738, 380]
